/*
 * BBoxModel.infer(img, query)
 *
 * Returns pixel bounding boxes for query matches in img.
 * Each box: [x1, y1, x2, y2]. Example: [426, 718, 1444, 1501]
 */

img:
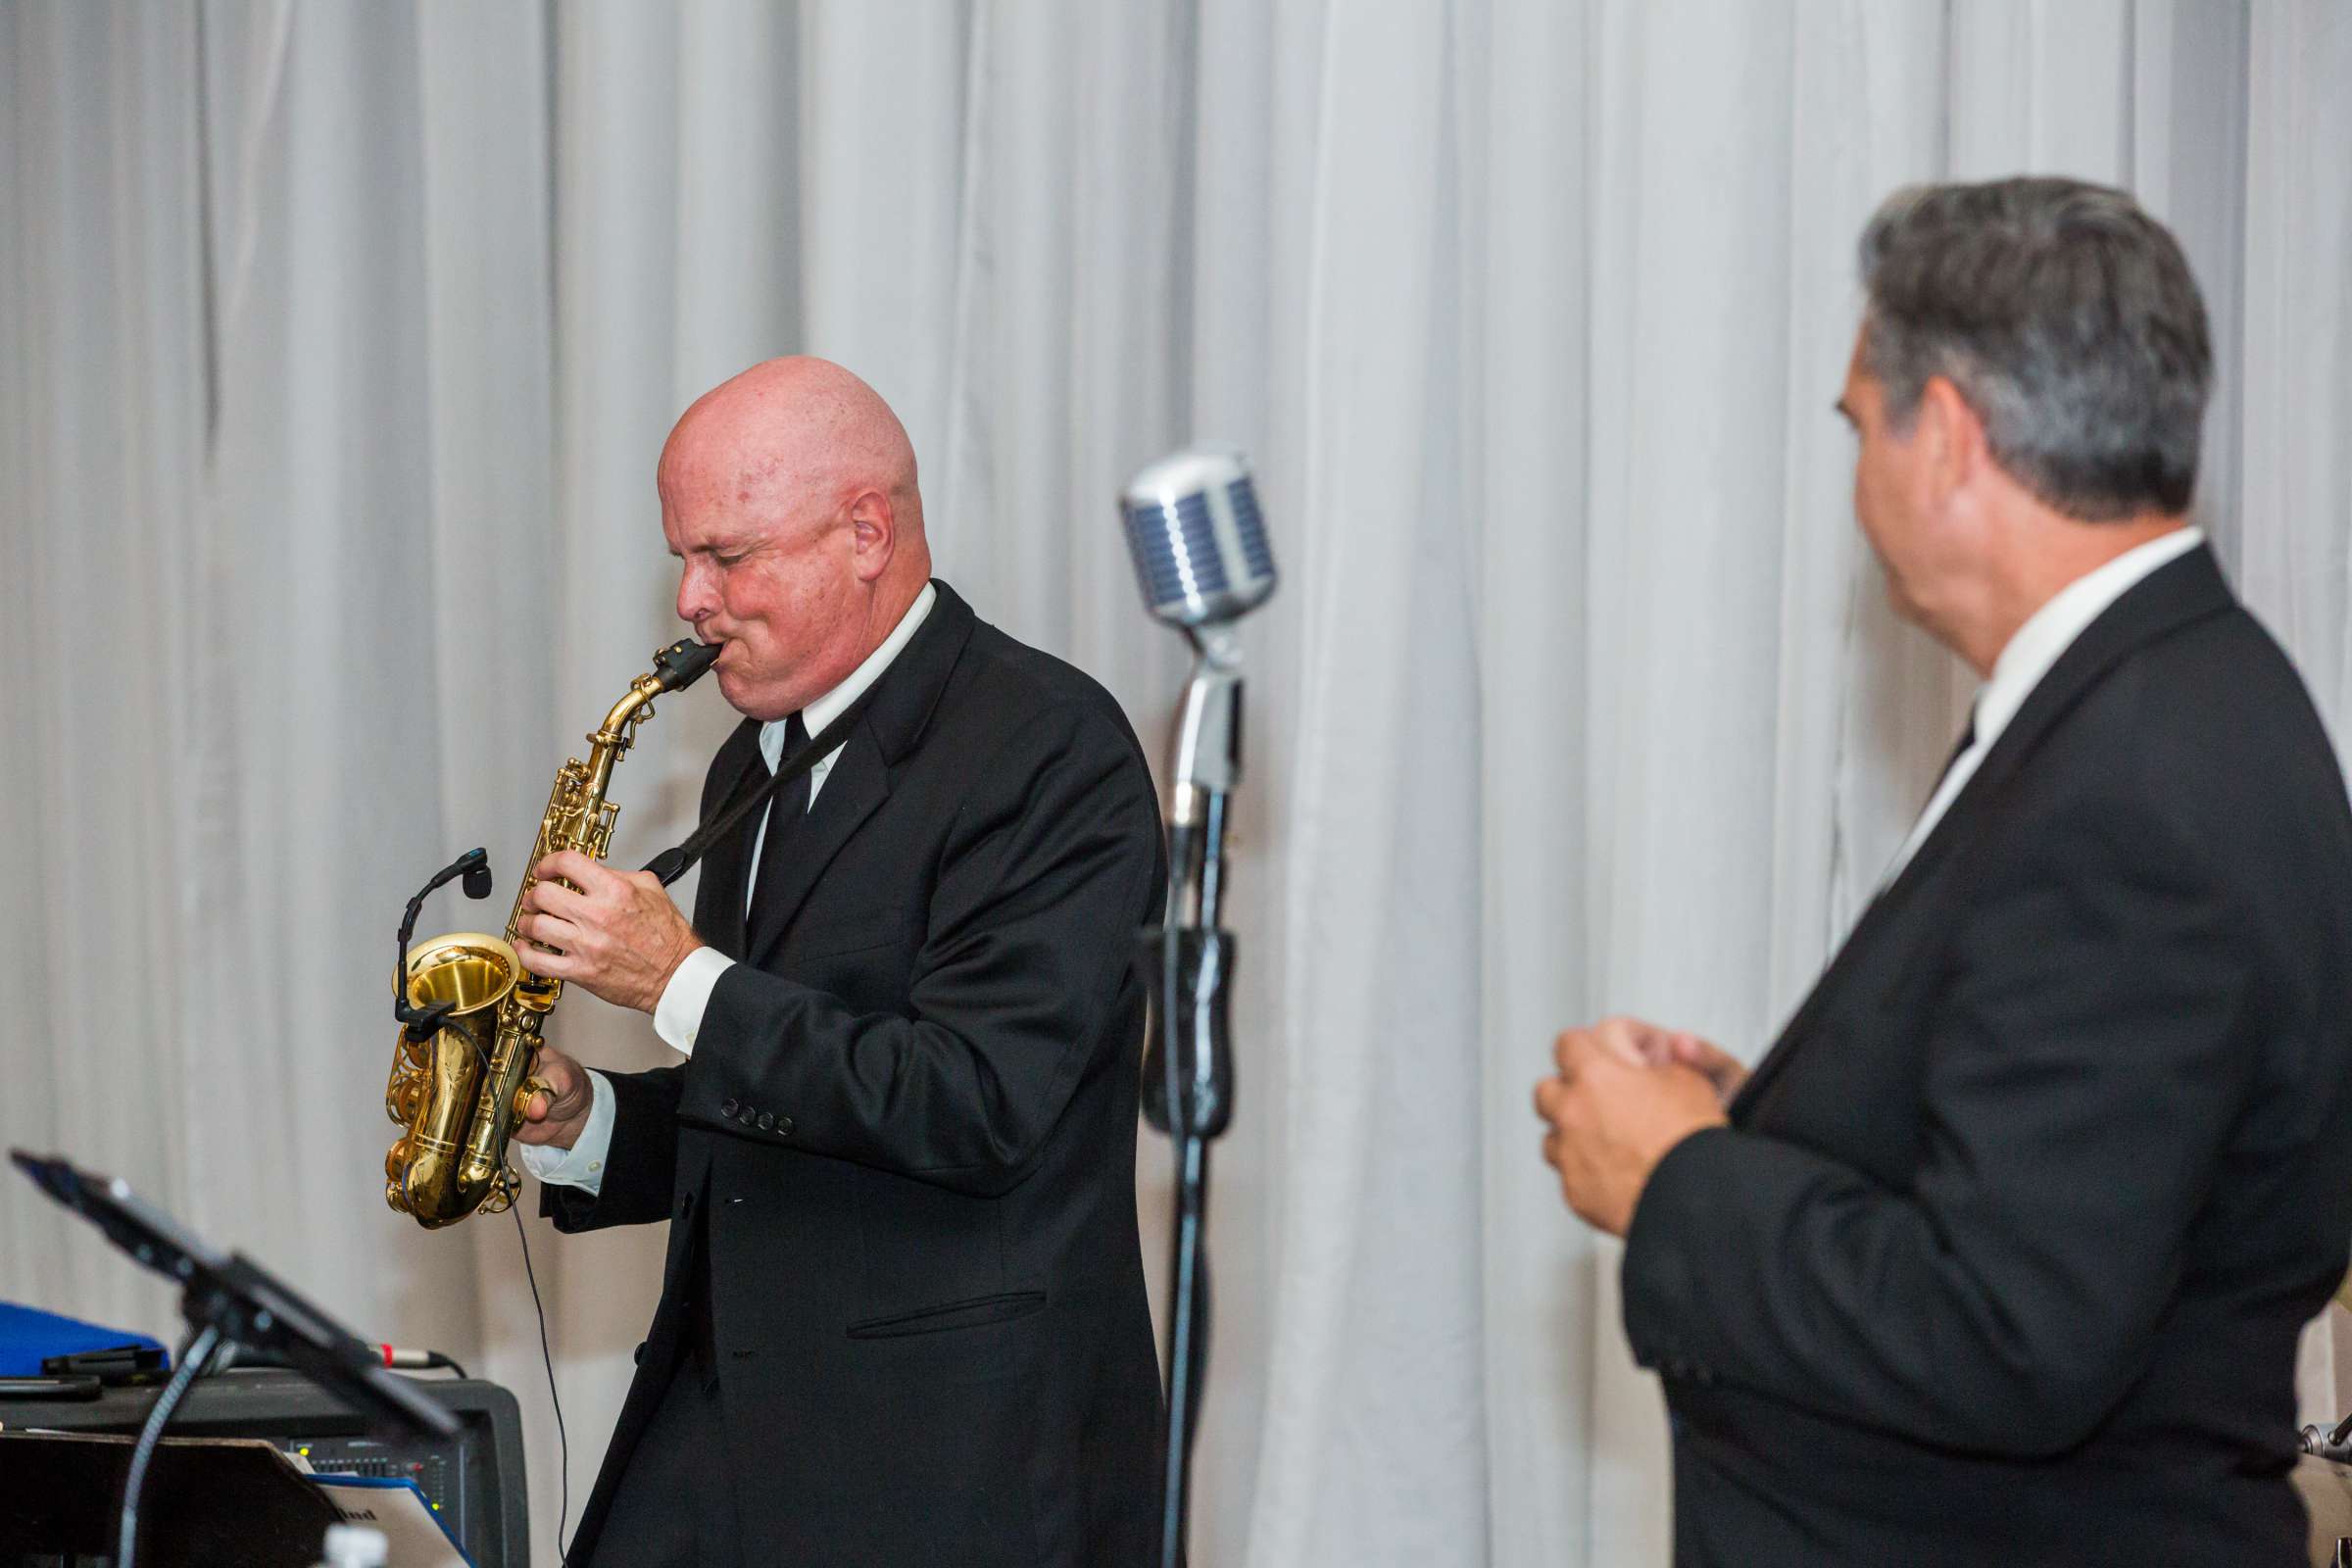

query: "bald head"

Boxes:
[660, 357, 933, 721]
[660, 356, 924, 544]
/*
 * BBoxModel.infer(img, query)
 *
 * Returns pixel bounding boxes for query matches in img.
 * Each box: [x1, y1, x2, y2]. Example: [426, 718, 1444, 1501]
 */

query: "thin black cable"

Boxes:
[1162, 1134, 1208, 1568]
[512, 1200, 571, 1564]
[1156, 821, 1194, 1568]
[118, 1321, 222, 1568]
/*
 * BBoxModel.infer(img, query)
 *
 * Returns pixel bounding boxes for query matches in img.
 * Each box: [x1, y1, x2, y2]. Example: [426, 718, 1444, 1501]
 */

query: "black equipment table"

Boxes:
[0, 1368, 526, 1567]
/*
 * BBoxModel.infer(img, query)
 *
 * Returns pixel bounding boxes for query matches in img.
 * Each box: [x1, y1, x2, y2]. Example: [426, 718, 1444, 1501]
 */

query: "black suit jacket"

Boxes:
[545, 582, 1167, 1566]
[1624, 547, 2352, 1566]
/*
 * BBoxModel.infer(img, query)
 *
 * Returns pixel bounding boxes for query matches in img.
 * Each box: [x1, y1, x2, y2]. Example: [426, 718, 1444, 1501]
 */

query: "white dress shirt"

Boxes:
[1883, 527, 2204, 883]
[521, 583, 937, 1196]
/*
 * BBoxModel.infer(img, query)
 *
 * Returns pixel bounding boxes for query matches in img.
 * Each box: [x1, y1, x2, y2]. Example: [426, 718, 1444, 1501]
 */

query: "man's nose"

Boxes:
[676, 564, 715, 623]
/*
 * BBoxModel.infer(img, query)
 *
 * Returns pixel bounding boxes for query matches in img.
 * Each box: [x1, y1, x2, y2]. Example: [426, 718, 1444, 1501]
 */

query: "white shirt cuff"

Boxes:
[518, 1068, 616, 1196]
[655, 946, 736, 1058]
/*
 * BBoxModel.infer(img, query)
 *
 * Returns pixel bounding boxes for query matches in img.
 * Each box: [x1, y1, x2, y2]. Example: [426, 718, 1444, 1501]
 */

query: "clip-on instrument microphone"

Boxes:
[393, 847, 494, 1043]
[1119, 446, 1277, 1568]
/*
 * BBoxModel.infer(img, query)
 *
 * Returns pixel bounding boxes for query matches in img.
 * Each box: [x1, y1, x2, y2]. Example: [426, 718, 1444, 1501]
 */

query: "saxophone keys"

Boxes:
[480, 1170, 516, 1215]
[514, 1075, 554, 1124]
[385, 1076, 422, 1125]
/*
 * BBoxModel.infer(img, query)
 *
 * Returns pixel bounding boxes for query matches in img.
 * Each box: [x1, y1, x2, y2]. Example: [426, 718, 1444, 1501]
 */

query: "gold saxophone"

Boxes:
[384, 638, 721, 1228]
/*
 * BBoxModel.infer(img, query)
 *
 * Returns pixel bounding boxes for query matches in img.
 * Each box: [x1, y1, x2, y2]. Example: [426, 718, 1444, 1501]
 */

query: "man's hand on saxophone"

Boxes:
[514, 848, 707, 1015]
[513, 1047, 595, 1152]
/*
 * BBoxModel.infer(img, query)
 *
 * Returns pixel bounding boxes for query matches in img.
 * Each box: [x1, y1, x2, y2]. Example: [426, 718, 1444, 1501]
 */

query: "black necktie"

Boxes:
[1931, 706, 1979, 798]
[750, 710, 811, 907]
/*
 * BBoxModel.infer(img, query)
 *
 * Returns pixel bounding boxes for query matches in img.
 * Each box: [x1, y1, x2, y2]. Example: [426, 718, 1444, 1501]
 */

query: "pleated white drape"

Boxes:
[6, 5, 2348, 1566]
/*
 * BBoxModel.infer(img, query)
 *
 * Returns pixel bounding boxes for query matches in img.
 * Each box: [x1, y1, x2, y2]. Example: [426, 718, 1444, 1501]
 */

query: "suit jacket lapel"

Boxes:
[1732, 545, 2235, 1121]
[1937, 544, 2231, 823]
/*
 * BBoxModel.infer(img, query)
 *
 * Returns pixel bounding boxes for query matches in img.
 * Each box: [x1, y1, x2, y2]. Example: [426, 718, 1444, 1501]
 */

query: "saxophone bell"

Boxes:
[389, 931, 528, 1226]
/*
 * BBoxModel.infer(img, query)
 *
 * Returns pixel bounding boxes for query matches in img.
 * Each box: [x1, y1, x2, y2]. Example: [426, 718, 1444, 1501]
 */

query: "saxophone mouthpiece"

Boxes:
[655, 637, 724, 692]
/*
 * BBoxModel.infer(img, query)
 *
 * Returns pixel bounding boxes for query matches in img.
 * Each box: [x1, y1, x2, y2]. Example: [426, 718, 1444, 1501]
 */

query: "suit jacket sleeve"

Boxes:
[539, 1064, 686, 1232]
[1622, 785, 2252, 1457]
[682, 701, 1163, 1197]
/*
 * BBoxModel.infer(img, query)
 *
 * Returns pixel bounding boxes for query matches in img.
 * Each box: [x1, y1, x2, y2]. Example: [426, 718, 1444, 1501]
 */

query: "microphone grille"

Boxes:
[1122, 488, 1229, 605]
[1120, 448, 1277, 628]
[1225, 473, 1276, 580]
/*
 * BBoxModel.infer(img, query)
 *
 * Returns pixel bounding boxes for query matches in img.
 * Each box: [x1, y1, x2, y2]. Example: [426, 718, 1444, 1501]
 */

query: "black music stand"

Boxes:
[10, 1150, 457, 1567]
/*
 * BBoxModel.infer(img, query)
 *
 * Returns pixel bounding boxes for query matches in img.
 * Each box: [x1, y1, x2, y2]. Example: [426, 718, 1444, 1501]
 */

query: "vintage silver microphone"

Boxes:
[1121, 445, 1278, 627]
[1121, 447, 1278, 832]
[1119, 445, 1276, 1568]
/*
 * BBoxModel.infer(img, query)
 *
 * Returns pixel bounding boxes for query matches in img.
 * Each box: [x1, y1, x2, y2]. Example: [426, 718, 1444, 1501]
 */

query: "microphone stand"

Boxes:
[1140, 625, 1243, 1568]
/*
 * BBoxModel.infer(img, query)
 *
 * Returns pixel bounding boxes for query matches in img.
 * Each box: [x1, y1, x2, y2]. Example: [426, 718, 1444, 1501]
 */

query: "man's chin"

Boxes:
[1864, 556, 1924, 626]
[712, 665, 754, 714]
[713, 668, 793, 724]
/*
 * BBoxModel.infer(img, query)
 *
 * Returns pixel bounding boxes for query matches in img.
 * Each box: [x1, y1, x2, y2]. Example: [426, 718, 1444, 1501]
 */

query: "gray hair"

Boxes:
[1858, 176, 2212, 520]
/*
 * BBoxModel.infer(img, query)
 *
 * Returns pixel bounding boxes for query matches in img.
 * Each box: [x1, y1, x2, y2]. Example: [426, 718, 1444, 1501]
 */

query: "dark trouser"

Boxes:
[588, 1232, 745, 1567]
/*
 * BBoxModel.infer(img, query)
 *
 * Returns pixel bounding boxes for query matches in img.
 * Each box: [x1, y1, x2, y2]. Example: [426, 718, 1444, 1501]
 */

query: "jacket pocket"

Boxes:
[847, 1290, 1048, 1340]
[793, 904, 911, 957]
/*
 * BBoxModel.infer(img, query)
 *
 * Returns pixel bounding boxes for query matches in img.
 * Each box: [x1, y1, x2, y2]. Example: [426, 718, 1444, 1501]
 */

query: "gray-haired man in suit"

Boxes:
[1536, 178, 2352, 1566]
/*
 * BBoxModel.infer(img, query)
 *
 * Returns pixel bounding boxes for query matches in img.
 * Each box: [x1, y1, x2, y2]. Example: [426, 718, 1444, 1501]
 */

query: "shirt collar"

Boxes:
[759, 582, 939, 768]
[1972, 526, 2204, 751]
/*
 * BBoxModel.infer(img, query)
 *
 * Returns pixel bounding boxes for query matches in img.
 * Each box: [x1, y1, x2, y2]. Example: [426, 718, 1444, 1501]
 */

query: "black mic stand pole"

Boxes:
[1140, 626, 1243, 1568]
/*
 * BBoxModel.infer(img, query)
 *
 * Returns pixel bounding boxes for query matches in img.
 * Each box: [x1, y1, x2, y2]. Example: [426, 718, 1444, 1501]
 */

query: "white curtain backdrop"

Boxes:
[5, 4, 2348, 1565]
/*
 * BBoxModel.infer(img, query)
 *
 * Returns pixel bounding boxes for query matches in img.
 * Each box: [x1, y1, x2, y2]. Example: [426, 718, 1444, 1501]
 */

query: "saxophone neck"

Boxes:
[583, 640, 719, 777]
[591, 673, 664, 751]
[591, 639, 718, 749]
[582, 674, 665, 793]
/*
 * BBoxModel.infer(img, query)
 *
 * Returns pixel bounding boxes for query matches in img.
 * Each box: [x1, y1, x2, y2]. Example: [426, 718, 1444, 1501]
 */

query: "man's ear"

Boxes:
[845, 488, 896, 582]
[1915, 374, 1986, 505]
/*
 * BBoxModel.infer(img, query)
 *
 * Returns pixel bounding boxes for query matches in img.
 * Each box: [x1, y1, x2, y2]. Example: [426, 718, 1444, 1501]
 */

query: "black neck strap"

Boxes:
[642, 679, 890, 887]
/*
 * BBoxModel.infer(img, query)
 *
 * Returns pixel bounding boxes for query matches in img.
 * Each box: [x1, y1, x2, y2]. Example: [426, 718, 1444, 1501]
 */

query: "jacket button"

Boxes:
[632, 1341, 646, 1365]
[757, 1111, 774, 1132]
[719, 1097, 740, 1117]
[775, 1116, 793, 1139]
[738, 1104, 756, 1125]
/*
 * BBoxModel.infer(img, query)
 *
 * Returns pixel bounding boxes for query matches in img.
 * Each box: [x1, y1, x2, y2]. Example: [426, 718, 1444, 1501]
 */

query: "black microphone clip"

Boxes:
[394, 848, 495, 1043]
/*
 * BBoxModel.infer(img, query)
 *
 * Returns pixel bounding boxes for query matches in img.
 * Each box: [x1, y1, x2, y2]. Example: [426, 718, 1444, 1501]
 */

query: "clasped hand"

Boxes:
[1532, 1016, 1743, 1237]
[512, 850, 704, 1015]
